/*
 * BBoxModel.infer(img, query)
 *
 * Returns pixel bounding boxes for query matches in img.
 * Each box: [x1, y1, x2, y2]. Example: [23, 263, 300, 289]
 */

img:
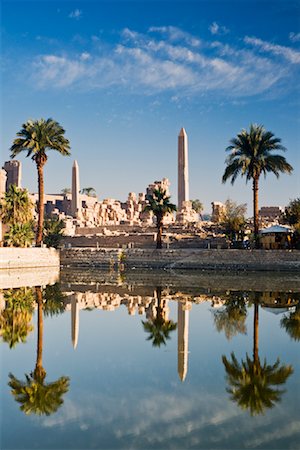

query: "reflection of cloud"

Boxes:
[245, 420, 300, 448]
[32, 26, 297, 98]
[40, 386, 299, 448]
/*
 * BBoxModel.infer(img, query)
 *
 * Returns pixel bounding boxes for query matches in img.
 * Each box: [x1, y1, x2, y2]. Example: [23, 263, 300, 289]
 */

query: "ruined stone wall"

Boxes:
[60, 248, 300, 272]
[0, 248, 60, 269]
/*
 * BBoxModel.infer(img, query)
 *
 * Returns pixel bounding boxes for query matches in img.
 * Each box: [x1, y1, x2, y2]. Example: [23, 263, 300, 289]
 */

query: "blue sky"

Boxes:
[2, 0, 299, 213]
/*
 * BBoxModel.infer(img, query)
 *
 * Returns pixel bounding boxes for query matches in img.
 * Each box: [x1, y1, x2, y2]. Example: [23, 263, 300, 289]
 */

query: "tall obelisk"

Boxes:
[178, 128, 189, 211]
[71, 160, 80, 218]
[177, 300, 191, 382]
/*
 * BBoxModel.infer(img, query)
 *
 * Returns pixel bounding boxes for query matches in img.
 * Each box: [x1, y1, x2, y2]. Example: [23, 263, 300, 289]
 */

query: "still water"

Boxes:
[1, 269, 300, 450]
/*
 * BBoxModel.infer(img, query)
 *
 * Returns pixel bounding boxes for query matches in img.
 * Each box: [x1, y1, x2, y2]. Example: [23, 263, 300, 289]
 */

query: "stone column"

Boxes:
[178, 128, 189, 211]
[71, 160, 80, 218]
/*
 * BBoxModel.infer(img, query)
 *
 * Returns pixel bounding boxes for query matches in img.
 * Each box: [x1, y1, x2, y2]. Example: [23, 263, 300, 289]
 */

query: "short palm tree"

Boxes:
[222, 124, 293, 247]
[222, 299, 293, 415]
[144, 187, 177, 249]
[8, 287, 70, 415]
[43, 217, 65, 248]
[80, 187, 96, 197]
[4, 222, 35, 247]
[10, 118, 71, 246]
[0, 184, 33, 225]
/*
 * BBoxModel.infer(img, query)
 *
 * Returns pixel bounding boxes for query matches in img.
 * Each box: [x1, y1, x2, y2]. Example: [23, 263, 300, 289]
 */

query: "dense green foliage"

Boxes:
[4, 222, 35, 247]
[43, 217, 65, 248]
[221, 199, 247, 241]
[191, 199, 203, 214]
[0, 184, 33, 225]
[284, 198, 300, 226]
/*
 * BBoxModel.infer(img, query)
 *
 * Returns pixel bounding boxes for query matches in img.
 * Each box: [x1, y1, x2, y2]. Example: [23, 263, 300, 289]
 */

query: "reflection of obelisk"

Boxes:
[178, 128, 189, 211]
[177, 301, 191, 382]
[71, 295, 79, 349]
[71, 160, 80, 218]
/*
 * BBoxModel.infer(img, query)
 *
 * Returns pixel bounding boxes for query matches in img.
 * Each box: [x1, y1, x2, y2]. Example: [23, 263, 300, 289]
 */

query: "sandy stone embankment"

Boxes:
[0, 247, 60, 270]
[60, 247, 300, 272]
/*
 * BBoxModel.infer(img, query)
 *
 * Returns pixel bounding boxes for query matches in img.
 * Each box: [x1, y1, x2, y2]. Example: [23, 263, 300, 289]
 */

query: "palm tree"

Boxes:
[4, 222, 35, 247]
[222, 297, 293, 415]
[222, 124, 293, 247]
[80, 187, 96, 197]
[142, 287, 177, 347]
[144, 187, 177, 249]
[8, 286, 70, 415]
[43, 217, 65, 248]
[0, 184, 33, 225]
[10, 118, 71, 246]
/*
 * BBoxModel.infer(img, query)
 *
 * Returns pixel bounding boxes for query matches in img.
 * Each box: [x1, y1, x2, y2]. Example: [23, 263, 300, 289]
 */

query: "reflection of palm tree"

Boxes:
[281, 302, 300, 341]
[222, 299, 293, 415]
[43, 283, 67, 317]
[213, 293, 247, 340]
[0, 288, 34, 348]
[8, 287, 69, 415]
[142, 287, 177, 347]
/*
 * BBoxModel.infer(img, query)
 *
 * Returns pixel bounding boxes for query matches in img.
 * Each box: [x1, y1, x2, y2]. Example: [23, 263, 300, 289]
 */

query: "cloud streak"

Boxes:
[31, 27, 299, 99]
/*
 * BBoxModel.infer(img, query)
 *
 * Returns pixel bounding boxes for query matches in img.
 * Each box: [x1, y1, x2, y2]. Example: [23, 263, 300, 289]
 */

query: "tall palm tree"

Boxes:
[222, 124, 293, 247]
[0, 184, 33, 225]
[10, 118, 71, 246]
[144, 187, 177, 249]
[142, 287, 177, 347]
[222, 296, 293, 415]
[8, 286, 69, 415]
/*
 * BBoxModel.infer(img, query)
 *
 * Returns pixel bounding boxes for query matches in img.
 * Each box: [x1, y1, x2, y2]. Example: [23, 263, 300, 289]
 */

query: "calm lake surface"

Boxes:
[1, 269, 300, 450]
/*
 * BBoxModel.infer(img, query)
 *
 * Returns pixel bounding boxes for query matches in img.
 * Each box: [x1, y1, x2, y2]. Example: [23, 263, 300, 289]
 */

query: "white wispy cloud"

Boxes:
[31, 27, 298, 99]
[149, 26, 201, 47]
[68, 9, 82, 20]
[289, 32, 300, 43]
[244, 36, 300, 64]
[209, 22, 229, 36]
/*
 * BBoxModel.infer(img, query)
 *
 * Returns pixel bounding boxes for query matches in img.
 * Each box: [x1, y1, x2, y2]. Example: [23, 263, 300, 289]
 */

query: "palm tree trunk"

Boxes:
[34, 287, 46, 381]
[253, 177, 259, 248]
[253, 302, 259, 364]
[36, 163, 44, 246]
[156, 217, 163, 249]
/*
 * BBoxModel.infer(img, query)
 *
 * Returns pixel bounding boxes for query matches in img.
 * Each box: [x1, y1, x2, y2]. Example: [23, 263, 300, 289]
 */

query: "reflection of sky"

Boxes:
[1, 290, 300, 449]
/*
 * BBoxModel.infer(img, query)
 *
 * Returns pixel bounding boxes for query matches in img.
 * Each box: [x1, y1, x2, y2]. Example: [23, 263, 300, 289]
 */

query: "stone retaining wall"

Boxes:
[60, 248, 300, 272]
[0, 248, 60, 269]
